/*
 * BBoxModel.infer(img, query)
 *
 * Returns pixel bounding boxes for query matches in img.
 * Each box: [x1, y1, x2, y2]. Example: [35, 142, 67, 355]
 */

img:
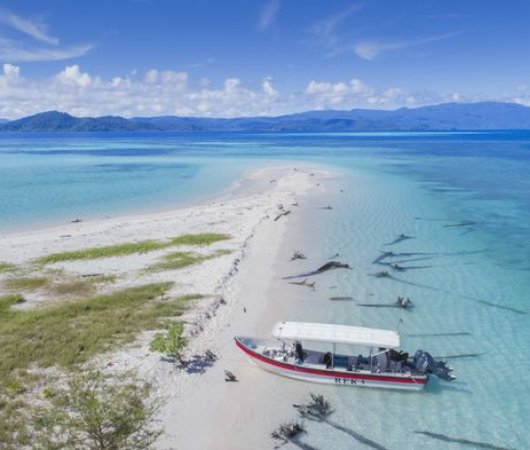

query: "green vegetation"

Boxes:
[5, 276, 49, 291]
[33, 370, 162, 450]
[149, 323, 187, 360]
[0, 261, 16, 273]
[169, 232, 231, 246]
[0, 294, 25, 312]
[92, 274, 118, 283]
[150, 248, 233, 271]
[34, 232, 231, 264]
[0, 393, 30, 448]
[0, 283, 201, 383]
[149, 251, 212, 271]
[35, 240, 168, 264]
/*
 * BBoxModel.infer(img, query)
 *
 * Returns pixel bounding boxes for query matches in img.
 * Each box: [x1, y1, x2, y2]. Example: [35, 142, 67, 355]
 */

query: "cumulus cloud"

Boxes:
[305, 78, 375, 106]
[0, 66, 520, 119]
[0, 66, 287, 119]
[57, 65, 92, 87]
[262, 76, 278, 98]
[3, 63, 20, 79]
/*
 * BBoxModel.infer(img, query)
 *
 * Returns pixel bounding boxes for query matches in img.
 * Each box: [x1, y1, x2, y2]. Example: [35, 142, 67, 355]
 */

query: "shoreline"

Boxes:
[0, 163, 342, 449]
[0, 160, 304, 238]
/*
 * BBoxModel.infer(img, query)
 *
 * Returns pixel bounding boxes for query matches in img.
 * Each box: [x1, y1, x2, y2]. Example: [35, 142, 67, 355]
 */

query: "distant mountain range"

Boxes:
[2, 102, 530, 132]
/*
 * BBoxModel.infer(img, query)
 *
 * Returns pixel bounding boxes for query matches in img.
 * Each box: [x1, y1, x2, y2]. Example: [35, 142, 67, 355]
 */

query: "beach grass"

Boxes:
[34, 240, 168, 264]
[149, 248, 234, 271]
[0, 261, 16, 273]
[0, 294, 26, 315]
[5, 276, 49, 291]
[169, 233, 231, 246]
[150, 251, 213, 271]
[34, 233, 232, 264]
[0, 283, 201, 383]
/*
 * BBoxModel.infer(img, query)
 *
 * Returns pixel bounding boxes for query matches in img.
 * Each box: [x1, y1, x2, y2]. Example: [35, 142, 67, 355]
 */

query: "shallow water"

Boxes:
[1, 131, 528, 448]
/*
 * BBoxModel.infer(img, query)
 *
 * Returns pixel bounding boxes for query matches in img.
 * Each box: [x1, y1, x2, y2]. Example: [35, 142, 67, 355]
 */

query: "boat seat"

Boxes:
[334, 355, 348, 369]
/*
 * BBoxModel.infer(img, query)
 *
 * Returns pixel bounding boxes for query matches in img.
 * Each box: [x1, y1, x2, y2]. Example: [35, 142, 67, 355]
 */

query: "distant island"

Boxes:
[2, 101, 530, 132]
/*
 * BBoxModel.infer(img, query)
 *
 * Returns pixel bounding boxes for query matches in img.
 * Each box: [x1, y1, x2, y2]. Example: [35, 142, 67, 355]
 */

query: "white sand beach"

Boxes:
[0, 164, 341, 449]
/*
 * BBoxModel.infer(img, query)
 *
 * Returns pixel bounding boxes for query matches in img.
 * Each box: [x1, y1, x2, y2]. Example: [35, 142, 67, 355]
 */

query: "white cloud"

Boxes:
[0, 8, 93, 63]
[262, 76, 278, 98]
[354, 32, 459, 60]
[57, 65, 92, 87]
[3, 63, 20, 80]
[313, 3, 364, 39]
[259, 0, 281, 30]
[312, 3, 364, 56]
[0, 37, 93, 62]
[0, 9, 59, 45]
[305, 78, 375, 106]
[0, 66, 523, 119]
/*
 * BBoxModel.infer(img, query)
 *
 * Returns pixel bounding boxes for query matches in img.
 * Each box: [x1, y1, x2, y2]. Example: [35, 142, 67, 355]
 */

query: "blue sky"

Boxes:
[1, 0, 530, 118]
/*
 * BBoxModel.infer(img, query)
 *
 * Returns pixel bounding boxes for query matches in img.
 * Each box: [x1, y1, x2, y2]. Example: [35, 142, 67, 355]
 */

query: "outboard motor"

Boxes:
[413, 350, 456, 381]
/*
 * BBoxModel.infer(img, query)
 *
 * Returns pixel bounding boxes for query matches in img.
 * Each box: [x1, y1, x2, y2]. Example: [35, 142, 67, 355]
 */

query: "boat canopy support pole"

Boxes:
[332, 343, 336, 370]
[369, 347, 373, 373]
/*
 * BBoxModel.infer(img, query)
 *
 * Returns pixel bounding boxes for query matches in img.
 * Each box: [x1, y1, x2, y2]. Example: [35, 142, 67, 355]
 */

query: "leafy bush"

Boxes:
[34, 370, 162, 450]
[150, 323, 187, 360]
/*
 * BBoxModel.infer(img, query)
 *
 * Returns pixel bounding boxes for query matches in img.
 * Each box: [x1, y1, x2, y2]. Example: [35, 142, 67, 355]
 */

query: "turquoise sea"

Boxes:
[1, 131, 529, 448]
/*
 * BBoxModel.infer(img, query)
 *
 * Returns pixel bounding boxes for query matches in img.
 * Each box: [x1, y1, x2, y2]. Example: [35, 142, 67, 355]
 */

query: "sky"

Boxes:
[1, 0, 530, 118]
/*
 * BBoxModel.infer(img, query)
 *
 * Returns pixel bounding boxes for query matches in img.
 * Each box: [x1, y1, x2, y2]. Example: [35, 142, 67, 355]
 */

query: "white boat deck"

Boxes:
[258, 340, 417, 378]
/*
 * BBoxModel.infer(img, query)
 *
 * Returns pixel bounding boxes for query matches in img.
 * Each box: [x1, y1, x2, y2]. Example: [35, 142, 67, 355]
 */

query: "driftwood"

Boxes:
[373, 271, 391, 278]
[288, 279, 316, 290]
[283, 261, 351, 280]
[396, 296, 412, 309]
[270, 421, 306, 448]
[60, 234, 72, 238]
[224, 370, 237, 382]
[385, 233, 414, 246]
[205, 349, 217, 361]
[293, 393, 333, 419]
[317, 261, 350, 272]
[70, 218, 82, 223]
[274, 210, 292, 221]
[318, 205, 333, 210]
[81, 273, 105, 278]
[329, 296, 354, 301]
[291, 250, 307, 260]
[293, 394, 388, 450]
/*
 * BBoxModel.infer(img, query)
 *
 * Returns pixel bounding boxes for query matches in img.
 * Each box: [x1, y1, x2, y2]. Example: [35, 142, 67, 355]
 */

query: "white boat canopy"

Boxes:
[272, 321, 400, 349]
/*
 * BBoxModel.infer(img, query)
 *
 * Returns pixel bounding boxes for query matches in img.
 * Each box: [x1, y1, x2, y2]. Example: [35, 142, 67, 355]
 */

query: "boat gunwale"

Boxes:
[234, 336, 428, 385]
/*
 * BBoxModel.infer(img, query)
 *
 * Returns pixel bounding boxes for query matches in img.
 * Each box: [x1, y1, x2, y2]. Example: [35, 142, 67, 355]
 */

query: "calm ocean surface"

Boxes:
[1, 131, 529, 448]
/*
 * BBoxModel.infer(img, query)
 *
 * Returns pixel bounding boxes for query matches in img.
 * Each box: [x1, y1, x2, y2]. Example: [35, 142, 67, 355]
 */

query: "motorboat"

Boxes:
[235, 321, 454, 391]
